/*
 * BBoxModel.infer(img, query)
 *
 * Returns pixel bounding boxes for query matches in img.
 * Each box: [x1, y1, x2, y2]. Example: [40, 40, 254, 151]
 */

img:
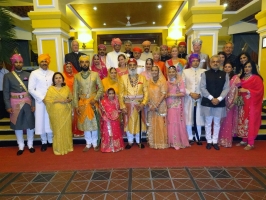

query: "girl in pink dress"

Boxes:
[166, 66, 190, 150]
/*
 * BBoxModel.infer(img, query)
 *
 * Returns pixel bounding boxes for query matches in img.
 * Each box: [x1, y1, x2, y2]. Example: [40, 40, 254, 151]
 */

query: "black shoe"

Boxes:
[189, 140, 194, 145]
[47, 143, 52, 147]
[206, 143, 212, 150]
[125, 144, 132, 149]
[41, 144, 47, 152]
[17, 150, 24, 156]
[29, 147, 35, 153]
[213, 143, 220, 150]
[138, 143, 145, 149]
[197, 141, 203, 145]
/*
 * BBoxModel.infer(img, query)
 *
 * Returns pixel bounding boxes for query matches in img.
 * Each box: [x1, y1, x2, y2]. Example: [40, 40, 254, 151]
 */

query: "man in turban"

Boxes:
[98, 44, 107, 67]
[73, 55, 103, 152]
[106, 38, 125, 69]
[160, 45, 171, 62]
[3, 54, 35, 155]
[124, 40, 134, 58]
[29, 54, 54, 152]
[0, 61, 9, 119]
[178, 42, 187, 59]
[182, 54, 206, 145]
[65, 40, 86, 72]
[132, 47, 145, 74]
[140, 40, 153, 61]
[186, 38, 209, 69]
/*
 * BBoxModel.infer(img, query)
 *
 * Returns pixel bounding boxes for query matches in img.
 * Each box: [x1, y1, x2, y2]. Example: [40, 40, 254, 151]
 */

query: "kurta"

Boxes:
[182, 67, 206, 126]
[147, 78, 168, 149]
[137, 59, 145, 74]
[3, 70, 35, 130]
[73, 71, 104, 131]
[119, 74, 149, 134]
[186, 53, 209, 69]
[106, 51, 125, 69]
[140, 52, 153, 61]
[45, 86, 73, 155]
[28, 68, 54, 135]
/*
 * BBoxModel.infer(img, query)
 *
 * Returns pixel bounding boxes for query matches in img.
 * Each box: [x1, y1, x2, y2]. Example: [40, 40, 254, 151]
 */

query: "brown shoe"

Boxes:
[244, 144, 254, 150]
[94, 146, 99, 152]
[83, 146, 90, 152]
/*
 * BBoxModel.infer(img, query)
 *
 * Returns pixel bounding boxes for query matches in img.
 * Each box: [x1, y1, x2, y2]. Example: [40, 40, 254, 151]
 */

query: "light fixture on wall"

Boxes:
[78, 33, 91, 49]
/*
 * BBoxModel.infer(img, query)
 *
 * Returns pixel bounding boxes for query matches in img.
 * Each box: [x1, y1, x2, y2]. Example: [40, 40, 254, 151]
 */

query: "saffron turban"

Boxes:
[127, 58, 137, 65]
[189, 53, 200, 64]
[98, 44, 106, 49]
[142, 40, 151, 46]
[160, 45, 168, 49]
[79, 55, 90, 62]
[192, 38, 202, 45]
[132, 47, 142, 53]
[178, 42, 187, 47]
[10, 54, 23, 65]
[111, 38, 122, 47]
[38, 54, 51, 65]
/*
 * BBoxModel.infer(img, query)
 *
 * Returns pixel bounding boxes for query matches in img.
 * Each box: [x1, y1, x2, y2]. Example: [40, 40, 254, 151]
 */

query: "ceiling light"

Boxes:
[223, 3, 228, 7]
[152, 22, 156, 24]
[93, 6, 97, 10]
[158, 5, 162, 9]
[103, 23, 106, 26]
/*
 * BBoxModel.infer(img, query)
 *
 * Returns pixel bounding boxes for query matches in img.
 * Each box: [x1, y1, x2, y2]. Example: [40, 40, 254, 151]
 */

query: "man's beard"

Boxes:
[129, 69, 137, 76]
[81, 66, 89, 71]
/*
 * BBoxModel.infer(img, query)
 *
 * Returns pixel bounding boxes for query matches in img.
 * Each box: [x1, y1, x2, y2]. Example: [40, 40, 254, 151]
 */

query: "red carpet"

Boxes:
[1, 141, 266, 172]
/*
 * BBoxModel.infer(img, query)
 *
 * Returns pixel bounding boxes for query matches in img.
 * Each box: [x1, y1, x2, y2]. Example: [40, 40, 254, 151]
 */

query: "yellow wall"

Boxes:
[200, 35, 213, 57]
[38, 0, 53, 5]
[63, 40, 69, 55]
[42, 40, 57, 72]
[259, 48, 266, 96]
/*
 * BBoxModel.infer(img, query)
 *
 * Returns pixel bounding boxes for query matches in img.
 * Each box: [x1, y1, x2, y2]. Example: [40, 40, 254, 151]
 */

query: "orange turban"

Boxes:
[111, 38, 122, 47]
[38, 54, 51, 65]
[132, 47, 142, 53]
[142, 40, 151, 46]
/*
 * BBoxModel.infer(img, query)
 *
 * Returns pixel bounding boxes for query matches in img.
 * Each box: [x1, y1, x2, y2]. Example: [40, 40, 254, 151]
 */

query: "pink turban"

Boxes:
[98, 44, 106, 49]
[10, 54, 23, 71]
[38, 54, 51, 65]
[160, 45, 168, 49]
[111, 38, 122, 47]
[142, 40, 151, 46]
[189, 53, 200, 64]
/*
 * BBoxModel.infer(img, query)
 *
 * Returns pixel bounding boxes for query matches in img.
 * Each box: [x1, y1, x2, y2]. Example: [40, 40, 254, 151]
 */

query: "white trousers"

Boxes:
[15, 129, 34, 150]
[204, 116, 221, 144]
[40, 132, 53, 144]
[84, 131, 98, 148]
[186, 125, 202, 141]
[126, 131, 140, 144]
[35, 101, 52, 135]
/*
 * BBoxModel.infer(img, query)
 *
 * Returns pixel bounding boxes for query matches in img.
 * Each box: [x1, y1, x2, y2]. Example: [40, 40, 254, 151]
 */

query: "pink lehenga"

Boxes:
[219, 75, 241, 147]
[166, 77, 190, 149]
[100, 94, 124, 152]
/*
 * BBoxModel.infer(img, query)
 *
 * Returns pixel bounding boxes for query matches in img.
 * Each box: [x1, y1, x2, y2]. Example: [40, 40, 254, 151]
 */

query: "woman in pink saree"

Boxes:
[100, 88, 124, 152]
[237, 61, 264, 150]
[219, 61, 241, 147]
[166, 66, 190, 150]
[91, 54, 108, 80]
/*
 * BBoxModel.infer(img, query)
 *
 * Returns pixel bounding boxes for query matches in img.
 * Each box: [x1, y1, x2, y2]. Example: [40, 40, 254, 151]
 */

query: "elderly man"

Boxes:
[65, 40, 86, 72]
[182, 54, 206, 145]
[119, 58, 148, 149]
[73, 55, 103, 152]
[3, 54, 35, 155]
[132, 47, 145, 74]
[200, 55, 229, 150]
[29, 54, 54, 152]
[223, 42, 237, 70]
[140, 40, 153, 61]
[178, 42, 187, 59]
[160, 45, 171, 62]
[0, 61, 9, 119]
[106, 38, 124, 69]
[186, 38, 209, 69]
[98, 44, 107, 66]
[124, 40, 134, 58]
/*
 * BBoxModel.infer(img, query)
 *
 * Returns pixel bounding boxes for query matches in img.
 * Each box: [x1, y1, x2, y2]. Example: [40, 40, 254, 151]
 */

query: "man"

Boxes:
[124, 40, 134, 58]
[186, 38, 209, 69]
[119, 58, 149, 149]
[160, 45, 171, 62]
[106, 38, 124, 69]
[200, 55, 229, 150]
[3, 54, 35, 155]
[178, 42, 187, 59]
[65, 40, 86, 72]
[223, 42, 237, 71]
[29, 54, 54, 152]
[182, 54, 206, 145]
[140, 40, 153, 61]
[73, 55, 103, 152]
[0, 61, 9, 119]
[98, 44, 107, 66]
[132, 47, 145, 74]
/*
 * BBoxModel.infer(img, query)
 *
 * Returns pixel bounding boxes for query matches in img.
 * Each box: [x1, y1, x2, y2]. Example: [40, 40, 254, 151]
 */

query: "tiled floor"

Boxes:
[1, 167, 266, 200]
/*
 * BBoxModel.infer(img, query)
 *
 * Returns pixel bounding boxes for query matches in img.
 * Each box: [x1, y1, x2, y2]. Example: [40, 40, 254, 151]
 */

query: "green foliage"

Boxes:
[0, 7, 17, 64]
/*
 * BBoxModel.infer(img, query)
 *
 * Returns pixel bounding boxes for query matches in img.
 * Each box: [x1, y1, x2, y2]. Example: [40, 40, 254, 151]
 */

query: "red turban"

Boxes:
[98, 44, 106, 49]
[160, 45, 168, 49]
[132, 47, 142, 53]
[127, 58, 137, 65]
[142, 40, 151, 46]
[111, 38, 122, 47]
[178, 42, 187, 47]
[38, 54, 51, 65]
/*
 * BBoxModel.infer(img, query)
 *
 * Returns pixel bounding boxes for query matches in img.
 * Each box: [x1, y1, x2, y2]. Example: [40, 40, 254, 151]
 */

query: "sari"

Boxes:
[91, 56, 108, 80]
[100, 94, 124, 152]
[237, 75, 264, 145]
[63, 62, 83, 137]
[117, 67, 128, 77]
[166, 76, 190, 149]
[102, 70, 119, 94]
[165, 58, 187, 76]
[44, 86, 73, 155]
[219, 75, 241, 147]
[147, 78, 168, 149]
[154, 60, 166, 78]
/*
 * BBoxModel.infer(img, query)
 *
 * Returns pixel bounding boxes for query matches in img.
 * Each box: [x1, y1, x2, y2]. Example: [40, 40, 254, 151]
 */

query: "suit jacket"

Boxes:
[65, 52, 86, 72]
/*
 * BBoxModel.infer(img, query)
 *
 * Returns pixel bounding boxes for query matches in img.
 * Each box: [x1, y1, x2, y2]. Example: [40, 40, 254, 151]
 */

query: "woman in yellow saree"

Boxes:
[44, 72, 73, 155]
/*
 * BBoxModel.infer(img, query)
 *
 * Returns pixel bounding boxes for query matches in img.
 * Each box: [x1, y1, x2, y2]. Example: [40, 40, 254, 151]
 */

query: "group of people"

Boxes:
[1, 37, 264, 156]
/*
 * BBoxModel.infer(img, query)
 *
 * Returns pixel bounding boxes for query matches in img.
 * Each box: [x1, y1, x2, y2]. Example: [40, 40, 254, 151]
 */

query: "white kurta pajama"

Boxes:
[106, 51, 125, 69]
[28, 68, 54, 144]
[182, 67, 206, 140]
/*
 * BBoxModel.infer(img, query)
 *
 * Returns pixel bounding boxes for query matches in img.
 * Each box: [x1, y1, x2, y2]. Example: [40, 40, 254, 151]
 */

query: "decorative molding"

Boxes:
[32, 28, 70, 38]
[197, 32, 218, 55]
[198, 0, 217, 3]
[67, 4, 92, 30]
[92, 26, 168, 31]
[62, 38, 69, 64]
[186, 23, 222, 35]
[36, 0, 55, 9]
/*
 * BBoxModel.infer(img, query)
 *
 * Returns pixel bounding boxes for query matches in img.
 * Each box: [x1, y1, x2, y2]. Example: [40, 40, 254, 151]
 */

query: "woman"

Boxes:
[147, 66, 168, 149]
[102, 67, 119, 94]
[165, 45, 187, 76]
[100, 88, 124, 152]
[91, 54, 108, 80]
[218, 51, 227, 71]
[219, 61, 241, 147]
[152, 46, 166, 78]
[44, 72, 73, 155]
[140, 58, 153, 81]
[235, 52, 251, 75]
[237, 61, 264, 150]
[63, 62, 83, 137]
[166, 66, 190, 150]
[116, 54, 128, 77]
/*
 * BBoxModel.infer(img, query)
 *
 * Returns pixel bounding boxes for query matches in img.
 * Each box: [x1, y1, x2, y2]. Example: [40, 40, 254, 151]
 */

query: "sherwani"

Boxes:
[140, 52, 153, 61]
[106, 51, 125, 69]
[29, 68, 54, 136]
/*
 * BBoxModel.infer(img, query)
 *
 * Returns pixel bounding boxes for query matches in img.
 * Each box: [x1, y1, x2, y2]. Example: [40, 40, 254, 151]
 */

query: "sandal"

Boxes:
[244, 144, 254, 150]
[236, 141, 247, 146]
